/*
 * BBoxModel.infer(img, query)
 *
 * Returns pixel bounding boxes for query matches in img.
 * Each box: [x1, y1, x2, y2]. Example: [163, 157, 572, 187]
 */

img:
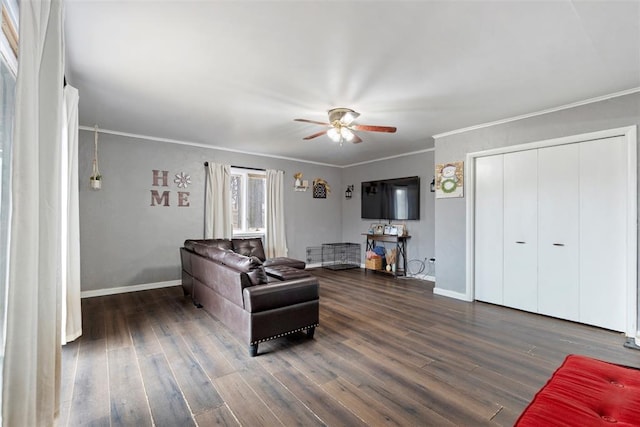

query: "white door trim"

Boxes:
[465, 126, 638, 338]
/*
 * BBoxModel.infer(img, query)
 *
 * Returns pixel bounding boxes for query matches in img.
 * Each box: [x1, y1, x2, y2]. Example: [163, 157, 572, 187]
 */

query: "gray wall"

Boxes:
[79, 132, 342, 291]
[341, 149, 436, 274]
[434, 92, 640, 327]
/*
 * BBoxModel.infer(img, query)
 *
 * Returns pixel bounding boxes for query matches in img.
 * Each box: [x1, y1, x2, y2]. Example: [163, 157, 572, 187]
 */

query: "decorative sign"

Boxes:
[174, 172, 191, 188]
[435, 161, 464, 199]
[312, 178, 330, 199]
[313, 182, 327, 199]
[150, 169, 191, 207]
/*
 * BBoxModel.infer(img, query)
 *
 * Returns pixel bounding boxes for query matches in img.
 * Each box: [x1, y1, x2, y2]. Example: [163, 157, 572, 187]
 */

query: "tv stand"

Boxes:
[363, 234, 410, 277]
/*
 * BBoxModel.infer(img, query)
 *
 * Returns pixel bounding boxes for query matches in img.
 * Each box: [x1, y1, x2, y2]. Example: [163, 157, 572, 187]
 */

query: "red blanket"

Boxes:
[515, 354, 640, 426]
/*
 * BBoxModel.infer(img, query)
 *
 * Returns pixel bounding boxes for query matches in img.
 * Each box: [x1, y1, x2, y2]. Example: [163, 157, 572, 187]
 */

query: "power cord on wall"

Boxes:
[406, 257, 435, 278]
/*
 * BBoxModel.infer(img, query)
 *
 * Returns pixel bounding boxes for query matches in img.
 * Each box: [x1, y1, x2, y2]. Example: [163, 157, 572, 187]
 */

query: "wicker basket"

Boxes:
[365, 257, 383, 270]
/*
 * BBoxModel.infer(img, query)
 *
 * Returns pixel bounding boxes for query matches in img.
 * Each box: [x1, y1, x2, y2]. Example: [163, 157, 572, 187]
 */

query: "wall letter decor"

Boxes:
[177, 191, 190, 207]
[150, 190, 170, 206]
[152, 170, 169, 187]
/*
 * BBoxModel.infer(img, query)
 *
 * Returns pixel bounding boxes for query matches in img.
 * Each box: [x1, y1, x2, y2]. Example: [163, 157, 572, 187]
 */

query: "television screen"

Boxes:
[361, 176, 420, 220]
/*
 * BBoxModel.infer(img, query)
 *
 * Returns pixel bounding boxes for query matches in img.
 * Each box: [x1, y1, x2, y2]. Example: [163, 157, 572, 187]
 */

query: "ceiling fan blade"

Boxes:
[294, 118, 330, 126]
[303, 130, 328, 140]
[351, 134, 363, 144]
[352, 124, 397, 133]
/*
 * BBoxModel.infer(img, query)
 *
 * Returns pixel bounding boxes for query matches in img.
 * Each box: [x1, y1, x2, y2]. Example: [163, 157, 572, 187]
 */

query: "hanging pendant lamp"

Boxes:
[90, 125, 102, 190]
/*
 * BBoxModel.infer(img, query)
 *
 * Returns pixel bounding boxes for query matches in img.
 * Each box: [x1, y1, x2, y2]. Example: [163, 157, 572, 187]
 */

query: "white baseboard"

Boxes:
[81, 280, 181, 298]
[408, 273, 435, 282]
[306, 262, 322, 269]
[433, 286, 473, 302]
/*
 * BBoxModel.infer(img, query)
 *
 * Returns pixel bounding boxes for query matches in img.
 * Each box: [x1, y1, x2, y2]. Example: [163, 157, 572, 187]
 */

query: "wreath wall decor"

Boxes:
[435, 161, 464, 199]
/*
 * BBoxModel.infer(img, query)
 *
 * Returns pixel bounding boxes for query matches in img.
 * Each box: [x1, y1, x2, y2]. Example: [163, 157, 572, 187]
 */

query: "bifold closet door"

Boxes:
[474, 155, 504, 305]
[537, 144, 580, 322]
[503, 150, 538, 312]
[579, 136, 627, 331]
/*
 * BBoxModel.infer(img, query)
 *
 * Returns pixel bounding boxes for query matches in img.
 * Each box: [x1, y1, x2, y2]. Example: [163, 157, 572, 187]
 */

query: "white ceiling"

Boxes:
[64, 0, 640, 167]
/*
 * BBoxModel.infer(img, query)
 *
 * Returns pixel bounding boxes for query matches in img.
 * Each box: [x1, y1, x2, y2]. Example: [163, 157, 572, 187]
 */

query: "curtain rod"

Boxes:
[203, 162, 266, 172]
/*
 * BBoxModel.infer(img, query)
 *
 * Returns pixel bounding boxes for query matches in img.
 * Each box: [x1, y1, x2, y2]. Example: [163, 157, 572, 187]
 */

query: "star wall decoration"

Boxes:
[174, 172, 191, 188]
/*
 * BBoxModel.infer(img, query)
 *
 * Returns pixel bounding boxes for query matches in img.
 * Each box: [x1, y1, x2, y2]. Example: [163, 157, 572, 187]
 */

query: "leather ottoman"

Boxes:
[264, 265, 311, 281]
[263, 257, 306, 270]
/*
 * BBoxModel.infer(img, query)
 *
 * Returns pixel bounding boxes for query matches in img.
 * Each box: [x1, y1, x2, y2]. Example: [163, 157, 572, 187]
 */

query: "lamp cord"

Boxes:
[92, 125, 100, 178]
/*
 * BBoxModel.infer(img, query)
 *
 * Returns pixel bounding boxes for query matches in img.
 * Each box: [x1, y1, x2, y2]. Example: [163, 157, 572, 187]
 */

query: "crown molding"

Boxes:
[78, 126, 340, 167]
[341, 147, 435, 168]
[78, 126, 434, 168]
[433, 87, 640, 140]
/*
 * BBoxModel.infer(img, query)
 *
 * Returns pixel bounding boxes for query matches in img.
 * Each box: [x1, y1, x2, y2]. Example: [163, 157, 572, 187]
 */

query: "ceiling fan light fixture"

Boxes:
[295, 108, 395, 144]
[341, 127, 354, 142]
[327, 127, 341, 142]
[328, 107, 359, 125]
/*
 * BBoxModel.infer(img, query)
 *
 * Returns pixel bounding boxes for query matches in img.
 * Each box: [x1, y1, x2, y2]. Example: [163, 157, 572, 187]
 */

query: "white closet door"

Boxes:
[537, 144, 580, 321]
[579, 136, 627, 331]
[474, 155, 504, 304]
[503, 150, 538, 312]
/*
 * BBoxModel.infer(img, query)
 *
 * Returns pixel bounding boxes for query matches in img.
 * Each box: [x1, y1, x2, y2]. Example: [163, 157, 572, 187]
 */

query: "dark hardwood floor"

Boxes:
[61, 268, 640, 426]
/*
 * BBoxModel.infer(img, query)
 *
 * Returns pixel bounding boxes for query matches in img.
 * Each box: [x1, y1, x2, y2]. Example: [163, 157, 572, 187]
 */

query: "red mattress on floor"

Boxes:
[515, 354, 640, 426]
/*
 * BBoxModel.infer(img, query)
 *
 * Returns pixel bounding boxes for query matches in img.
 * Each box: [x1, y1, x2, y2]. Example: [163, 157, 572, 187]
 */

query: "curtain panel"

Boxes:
[62, 85, 81, 344]
[265, 169, 288, 258]
[2, 0, 65, 425]
[204, 163, 232, 239]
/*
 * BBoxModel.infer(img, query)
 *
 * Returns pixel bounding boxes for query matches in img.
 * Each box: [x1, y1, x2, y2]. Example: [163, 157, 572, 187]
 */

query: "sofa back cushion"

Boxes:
[184, 238, 233, 252]
[191, 242, 267, 286]
[232, 238, 266, 261]
[190, 242, 228, 261]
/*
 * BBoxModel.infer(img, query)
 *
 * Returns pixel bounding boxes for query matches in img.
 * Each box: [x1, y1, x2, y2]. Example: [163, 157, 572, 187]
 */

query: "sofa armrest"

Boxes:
[242, 278, 319, 313]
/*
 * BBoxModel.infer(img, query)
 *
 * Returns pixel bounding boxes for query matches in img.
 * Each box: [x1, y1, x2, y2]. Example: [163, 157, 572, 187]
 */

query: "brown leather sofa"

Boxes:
[180, 238, 319, 356]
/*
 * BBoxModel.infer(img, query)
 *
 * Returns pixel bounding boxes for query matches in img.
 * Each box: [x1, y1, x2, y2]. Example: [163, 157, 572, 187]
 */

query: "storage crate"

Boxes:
[322, 243, 361, 270]
[365, 257, 382, 270]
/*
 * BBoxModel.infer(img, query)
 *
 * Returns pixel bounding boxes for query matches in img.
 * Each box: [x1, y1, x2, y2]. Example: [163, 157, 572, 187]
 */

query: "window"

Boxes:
[230, 168, 266, 235]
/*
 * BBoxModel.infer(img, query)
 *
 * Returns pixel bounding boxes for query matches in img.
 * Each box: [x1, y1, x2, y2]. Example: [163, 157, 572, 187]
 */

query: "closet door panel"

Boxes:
[503, 150, 538, 312]
[537, 144, 580, 321]
[474, 155, 504, 304]
[579, 136, 627, 331]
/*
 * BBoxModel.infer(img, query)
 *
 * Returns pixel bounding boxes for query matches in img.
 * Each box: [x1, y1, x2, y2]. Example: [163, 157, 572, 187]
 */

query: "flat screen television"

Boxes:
[361, 176, 420, 220]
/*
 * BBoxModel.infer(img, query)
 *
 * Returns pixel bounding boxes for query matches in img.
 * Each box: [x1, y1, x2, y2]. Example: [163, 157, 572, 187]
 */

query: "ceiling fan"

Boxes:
[294, 108, 397, 144]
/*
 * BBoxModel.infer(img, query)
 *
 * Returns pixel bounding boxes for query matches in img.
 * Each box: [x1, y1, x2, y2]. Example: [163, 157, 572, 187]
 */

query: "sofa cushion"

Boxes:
[244, 259, 269, 286]
[264, 265, 311, 281]
[184, 238, 233, 252]
[232, 238, 266, 261]
[263, 257, 306, 270]
[190, 242, 230, 262]
[191, 243, 267, 284]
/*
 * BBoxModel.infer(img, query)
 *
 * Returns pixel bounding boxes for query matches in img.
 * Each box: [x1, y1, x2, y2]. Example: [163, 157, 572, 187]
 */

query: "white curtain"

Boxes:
[205, 163, 232, 238]
[2, 0, 64, 425]
[265, 169, 288, 258]
[61, 85, 82, 344]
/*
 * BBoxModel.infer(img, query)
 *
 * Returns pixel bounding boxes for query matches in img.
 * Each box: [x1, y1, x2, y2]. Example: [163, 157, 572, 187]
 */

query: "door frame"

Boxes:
[465, 126, 638, 338]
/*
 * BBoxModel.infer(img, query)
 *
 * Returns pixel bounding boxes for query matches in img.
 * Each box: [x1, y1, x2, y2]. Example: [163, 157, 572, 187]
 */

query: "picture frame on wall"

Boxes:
[435, 161, 464, 199]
